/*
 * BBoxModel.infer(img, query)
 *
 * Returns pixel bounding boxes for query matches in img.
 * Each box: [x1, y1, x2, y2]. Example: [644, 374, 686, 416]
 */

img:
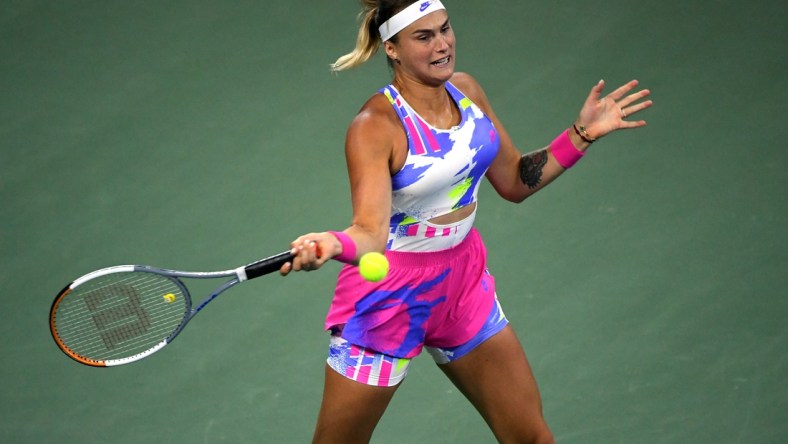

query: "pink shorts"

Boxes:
[325, 228, 503, 359]
[326, 296, 507, 386]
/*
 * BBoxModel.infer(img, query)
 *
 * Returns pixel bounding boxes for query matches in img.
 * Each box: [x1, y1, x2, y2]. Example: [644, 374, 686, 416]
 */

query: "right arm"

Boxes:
[282, 95, 401, 273]
[342, 97, 400, 256]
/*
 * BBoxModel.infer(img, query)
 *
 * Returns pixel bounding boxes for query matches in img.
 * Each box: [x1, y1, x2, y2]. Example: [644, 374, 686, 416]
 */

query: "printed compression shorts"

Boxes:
[327, 297, 507, 387]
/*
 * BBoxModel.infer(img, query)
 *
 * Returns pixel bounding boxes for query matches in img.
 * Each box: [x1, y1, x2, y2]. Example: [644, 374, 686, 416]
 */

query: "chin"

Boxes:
[430, 56, 455, 80]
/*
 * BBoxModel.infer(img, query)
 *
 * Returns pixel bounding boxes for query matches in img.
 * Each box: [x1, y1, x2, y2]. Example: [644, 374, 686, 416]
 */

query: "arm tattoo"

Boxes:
[519, 150, 548, 189]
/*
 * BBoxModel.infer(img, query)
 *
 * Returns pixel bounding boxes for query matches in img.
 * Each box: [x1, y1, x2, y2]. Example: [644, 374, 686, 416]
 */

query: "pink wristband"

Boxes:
[549, 129, 586, 169]
[329, 231, 357, 264]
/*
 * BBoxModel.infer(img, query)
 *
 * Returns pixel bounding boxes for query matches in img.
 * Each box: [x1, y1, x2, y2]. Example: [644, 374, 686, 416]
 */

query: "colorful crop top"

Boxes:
[381, 81, 500, 251]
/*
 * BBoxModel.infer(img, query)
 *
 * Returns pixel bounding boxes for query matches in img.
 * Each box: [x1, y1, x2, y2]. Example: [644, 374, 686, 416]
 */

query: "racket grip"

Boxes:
[243, 250, 296, 280]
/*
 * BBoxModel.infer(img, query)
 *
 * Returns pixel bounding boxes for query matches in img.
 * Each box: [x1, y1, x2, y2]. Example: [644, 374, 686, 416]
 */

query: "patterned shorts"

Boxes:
[326, 298, 507, 386]
[325, 228, 503, 357]
[325, 229, 508, 386]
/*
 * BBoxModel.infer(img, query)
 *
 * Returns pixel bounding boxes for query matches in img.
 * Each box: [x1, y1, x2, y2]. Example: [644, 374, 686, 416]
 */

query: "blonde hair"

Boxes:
[331, 0, 415, 72]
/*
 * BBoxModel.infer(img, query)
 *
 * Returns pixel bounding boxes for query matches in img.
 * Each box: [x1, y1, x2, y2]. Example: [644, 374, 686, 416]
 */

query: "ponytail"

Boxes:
[331, 1, 382, 72]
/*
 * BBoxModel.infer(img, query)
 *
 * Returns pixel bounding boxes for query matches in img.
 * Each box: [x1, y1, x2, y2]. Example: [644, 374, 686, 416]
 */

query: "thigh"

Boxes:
[438, 325, 555, 444]
[312, 364, 401, 444]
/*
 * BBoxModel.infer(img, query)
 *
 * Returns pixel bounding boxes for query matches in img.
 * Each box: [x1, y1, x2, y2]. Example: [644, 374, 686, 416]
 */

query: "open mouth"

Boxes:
[431, 56, 451, 66]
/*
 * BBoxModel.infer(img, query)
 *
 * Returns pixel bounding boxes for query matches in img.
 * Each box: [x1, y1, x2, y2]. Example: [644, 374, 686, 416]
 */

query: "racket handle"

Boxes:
[242, 250, 295, 281]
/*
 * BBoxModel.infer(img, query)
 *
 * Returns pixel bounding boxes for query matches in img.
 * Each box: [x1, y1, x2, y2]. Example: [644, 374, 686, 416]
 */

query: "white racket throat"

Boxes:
[235, 266, 249, 282]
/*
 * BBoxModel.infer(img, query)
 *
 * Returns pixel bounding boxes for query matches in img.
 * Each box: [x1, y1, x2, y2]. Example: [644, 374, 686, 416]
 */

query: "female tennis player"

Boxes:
[281, 1, 652, 442]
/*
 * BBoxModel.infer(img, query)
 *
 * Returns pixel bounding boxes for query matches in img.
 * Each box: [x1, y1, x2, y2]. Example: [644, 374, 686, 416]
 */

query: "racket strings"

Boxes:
[53, 272, 189, 361]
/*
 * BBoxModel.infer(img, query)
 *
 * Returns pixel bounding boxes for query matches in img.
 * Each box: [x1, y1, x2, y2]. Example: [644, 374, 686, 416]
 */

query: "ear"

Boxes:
[383, 41, 398, 62]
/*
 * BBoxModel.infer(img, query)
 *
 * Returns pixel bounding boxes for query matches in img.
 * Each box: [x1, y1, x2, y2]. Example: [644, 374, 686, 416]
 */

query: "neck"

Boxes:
[393, 74, 450, 110]
[392, 75, 457, 130]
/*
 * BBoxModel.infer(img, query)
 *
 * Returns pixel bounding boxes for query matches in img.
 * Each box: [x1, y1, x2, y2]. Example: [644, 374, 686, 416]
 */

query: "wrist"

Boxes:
[549, 129, 586, 169]
[329, 231, 357, 264]
[572, 123, 596, 146]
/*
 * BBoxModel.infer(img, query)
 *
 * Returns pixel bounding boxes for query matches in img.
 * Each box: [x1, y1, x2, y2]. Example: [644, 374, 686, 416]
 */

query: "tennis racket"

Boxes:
[49, 250, 295, 367]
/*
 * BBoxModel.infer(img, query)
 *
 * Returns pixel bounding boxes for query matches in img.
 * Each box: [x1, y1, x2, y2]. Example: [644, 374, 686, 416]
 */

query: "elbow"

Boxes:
[511, 195, 528, 204]
[348, 222, 389, 253]
[496, 187, 530, 204]
[488, 176, 531, 204]
[369, 233, 389, 253]
[507, 195, 529, 204]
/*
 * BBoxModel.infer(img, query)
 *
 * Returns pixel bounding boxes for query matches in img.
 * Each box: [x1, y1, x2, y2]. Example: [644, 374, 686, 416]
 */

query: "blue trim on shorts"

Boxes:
[425, 297, 508, 364]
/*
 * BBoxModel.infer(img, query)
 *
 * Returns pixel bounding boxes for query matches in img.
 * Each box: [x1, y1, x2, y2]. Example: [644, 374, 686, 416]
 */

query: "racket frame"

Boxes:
[50, 251, 293, 367]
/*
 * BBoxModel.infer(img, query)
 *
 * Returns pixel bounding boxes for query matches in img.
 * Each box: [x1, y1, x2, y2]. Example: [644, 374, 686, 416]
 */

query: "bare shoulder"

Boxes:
[345, 92, 401, 161]
[450, 72, 493, 112]
[450, 73, 486, 101]
[349, 92, 400, 136]
[449, 72, 481, 91]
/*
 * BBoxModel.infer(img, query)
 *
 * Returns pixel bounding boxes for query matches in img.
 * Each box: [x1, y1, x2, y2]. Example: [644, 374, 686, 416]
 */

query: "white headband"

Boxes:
[378, 0, 446, 42]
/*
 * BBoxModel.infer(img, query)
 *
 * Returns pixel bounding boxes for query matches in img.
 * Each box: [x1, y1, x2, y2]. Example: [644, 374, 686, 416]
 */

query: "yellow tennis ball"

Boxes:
[359, 252, 389, 282]
[163, 293, 176, 303]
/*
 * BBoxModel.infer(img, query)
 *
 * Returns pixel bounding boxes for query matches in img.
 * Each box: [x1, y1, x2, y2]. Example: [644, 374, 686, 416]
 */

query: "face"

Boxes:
[385, 10, 455, 84]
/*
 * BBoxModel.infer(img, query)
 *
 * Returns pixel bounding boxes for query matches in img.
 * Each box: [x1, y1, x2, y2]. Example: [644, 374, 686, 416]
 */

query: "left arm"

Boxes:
[452, 74, 652, 203]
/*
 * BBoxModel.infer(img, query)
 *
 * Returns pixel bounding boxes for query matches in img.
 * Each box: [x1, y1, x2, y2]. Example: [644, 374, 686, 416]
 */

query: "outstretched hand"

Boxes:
[576, 79, 652, 140]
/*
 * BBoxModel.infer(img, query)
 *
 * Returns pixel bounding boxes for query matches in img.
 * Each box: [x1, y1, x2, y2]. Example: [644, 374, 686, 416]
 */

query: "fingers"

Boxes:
[578, 78, 652, 137]
[619, 88, 651, 109]
[284, 233, 335, 274]
[611, 81, 651, 112]
[606, 79, 639, 101]
[621, 98, 653, 121]
[291, 239, 321, 271]
[586, 79, 606, 103]
[618, 88, 653, 128]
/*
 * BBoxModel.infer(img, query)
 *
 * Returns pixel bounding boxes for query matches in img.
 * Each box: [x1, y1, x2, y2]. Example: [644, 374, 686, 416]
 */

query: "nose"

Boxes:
[435, 34, 450, 52]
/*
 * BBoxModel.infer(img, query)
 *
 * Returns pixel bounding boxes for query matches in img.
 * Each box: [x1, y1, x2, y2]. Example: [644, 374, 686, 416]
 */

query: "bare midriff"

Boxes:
[427, 202, 477, 225]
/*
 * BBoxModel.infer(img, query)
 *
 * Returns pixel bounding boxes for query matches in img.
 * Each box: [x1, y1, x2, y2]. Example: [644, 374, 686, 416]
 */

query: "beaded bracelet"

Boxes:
[573, 123, 597, 144]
